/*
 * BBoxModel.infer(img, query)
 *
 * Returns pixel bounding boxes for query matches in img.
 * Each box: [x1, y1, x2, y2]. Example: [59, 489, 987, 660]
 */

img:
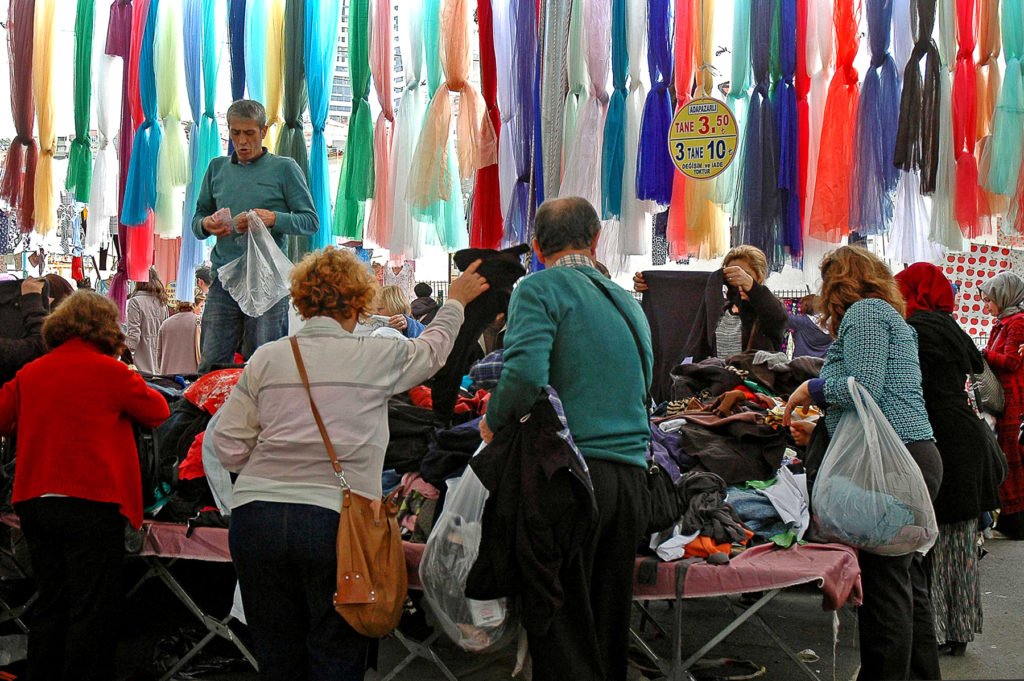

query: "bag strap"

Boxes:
[289, 336, 349, 490]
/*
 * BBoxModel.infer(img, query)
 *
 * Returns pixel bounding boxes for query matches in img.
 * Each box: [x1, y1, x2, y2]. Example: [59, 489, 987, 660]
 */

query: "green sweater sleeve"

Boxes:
[273, 159, 319, 236]
[486, 280, 556, 432]
[190, 161, 217, 241]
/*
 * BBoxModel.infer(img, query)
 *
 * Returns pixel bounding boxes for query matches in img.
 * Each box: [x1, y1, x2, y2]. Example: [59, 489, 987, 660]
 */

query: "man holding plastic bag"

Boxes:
[192, 100, 318, 372]
[784, 247, 941, 681]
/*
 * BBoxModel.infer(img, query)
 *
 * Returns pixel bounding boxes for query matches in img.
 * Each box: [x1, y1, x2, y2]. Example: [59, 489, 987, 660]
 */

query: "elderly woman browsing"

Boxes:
[209, 246, 488, 679]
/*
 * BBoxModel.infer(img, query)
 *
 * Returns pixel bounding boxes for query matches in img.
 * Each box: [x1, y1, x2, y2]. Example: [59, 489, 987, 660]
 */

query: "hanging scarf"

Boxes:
[930, 39, 964, 252]
[87, 0, 117, 251]
[561, 0, 585, 187]
[1012, 156, 1024, 232]
[733, 0, 782, 265]
[122, 0, 161, 228]
[108, 0, 135, 315]
[66, 0, 95, 203]
[664, 0, 695, 259]
[601, 0, 629, 219]
[277, 0, 309, 180]
[808, 0, 859, 243]
[802, 0, 832, 226]
[263, 0, 285, 148]
[304, 0, 341, 249]
[774, 0, 801, 259]
[619, 0, 651, 257]
[364, 0, 396, 247]
[1, 0, 37, 231]
[795, 0, 808, 225]
[714, 0, 751, 207]
[244, 0, 268, 104]
[389, 0, 428, 261]
[635, 0, 674, 206]
[952, 0, 986, 236]
[894, 0, 941, 193]
[850, 0, 899, 236]
[501, 0, 536, 246]
[32, 0, 56, 236]
[335, 0, 372, 239]
[229, 0, 246, 99]
[974, 0, 1004, 224]
[985, 0, 1022, 198]
[539, 0, 568, 201]
[470, 0, 503, 249]
[407, 0, 496, 211]
[154, 0, 189, 238]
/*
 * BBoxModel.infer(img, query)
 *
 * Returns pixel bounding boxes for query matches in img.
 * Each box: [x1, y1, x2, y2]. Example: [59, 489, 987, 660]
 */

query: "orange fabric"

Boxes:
[666, 0, 695, 259]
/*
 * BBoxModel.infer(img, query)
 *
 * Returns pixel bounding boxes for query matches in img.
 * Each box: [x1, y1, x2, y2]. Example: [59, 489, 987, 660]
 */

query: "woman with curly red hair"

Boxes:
[210, 246, 488, 679]
[785, 246, 941, 680]
[0, 290, 170, 680]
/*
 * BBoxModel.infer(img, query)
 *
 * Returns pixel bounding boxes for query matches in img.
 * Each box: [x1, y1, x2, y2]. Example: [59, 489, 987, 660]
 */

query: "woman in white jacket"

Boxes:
[210, 246, 488, 680]
[124, 267, 169, 373]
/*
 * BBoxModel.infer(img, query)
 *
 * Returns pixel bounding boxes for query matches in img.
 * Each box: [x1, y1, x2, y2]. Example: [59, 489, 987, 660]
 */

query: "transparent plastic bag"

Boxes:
[419, 458, 516, 652]
[217, 211, 293, 317]
[811, 378, 938, 556]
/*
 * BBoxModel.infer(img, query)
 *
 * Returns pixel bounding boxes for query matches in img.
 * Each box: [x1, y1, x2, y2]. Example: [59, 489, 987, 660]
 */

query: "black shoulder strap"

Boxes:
[578, 270, 651, 404]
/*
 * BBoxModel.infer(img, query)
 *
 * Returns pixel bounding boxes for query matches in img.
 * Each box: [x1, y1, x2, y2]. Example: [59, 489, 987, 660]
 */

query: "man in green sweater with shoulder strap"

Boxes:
[191, 99, 319, 372]
[481, 196, 653, 681]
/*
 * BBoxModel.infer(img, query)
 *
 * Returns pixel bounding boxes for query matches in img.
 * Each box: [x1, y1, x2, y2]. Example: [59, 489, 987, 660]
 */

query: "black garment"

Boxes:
[431, 245, 529, 422]
[153, 398, 211, 495]
[465, 396, 598, 636]
[727, 351, 825, 396]
[16, 497, 124, 681]
[856, 439, 942, 681]
[907, 310, 1006, 523]
[674, 471, 750, 543]
[230, 501, 372, 680]
[675, 411, 788, 485]
[411, 296, 440, 324]
[0, 283, 49, 386]
[669, 358, 744, 401]
[524, 459, 648, 681]
[419, 418, 483, 488]
[384, 401, 441, 473]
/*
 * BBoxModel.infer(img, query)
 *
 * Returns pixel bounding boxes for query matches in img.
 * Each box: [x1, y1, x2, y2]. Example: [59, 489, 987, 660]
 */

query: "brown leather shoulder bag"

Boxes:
[290, 336, 407, 637]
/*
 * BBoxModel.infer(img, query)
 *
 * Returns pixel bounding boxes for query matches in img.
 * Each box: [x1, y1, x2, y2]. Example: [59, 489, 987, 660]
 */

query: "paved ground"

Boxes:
[2, 532, 1021, 680]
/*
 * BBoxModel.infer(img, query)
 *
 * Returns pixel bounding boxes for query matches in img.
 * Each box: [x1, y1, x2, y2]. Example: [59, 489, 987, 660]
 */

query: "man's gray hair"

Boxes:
[534, 197, 601, 257]
[226, 99, 267, 127]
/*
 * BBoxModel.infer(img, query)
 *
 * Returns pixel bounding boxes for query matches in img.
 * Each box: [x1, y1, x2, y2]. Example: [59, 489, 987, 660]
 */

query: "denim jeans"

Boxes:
[230, 501, 371, 680]
[199, 278, 288, 373]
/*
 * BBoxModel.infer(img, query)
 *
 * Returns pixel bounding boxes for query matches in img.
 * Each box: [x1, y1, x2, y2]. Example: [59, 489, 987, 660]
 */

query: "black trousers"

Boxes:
[230, 501, 371, 681]
[856, 440, 943, 681]
[15, 497, 125, 681]
[529, 459, 649, 681]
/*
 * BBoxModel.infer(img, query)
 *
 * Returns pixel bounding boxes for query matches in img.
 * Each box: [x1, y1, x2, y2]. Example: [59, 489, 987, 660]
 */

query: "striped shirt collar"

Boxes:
[550, 253, 595, 270]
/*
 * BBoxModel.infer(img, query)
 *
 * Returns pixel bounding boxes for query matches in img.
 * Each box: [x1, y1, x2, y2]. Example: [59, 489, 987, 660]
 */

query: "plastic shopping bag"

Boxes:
[811, 378, 938, 556]
[419, 453, 516, 652]
[217, 211, 293, 317]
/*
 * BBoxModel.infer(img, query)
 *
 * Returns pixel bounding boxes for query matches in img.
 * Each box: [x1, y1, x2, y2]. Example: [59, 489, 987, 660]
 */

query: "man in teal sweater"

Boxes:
[481, 196, 653, 681]
[191, 99, 318, 372]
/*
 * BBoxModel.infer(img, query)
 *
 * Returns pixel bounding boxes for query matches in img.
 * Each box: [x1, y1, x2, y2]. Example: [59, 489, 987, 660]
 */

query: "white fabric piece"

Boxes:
[618, 0, 652, 257]
[651, 526, 701, 562]
[930, 69, 964, 252]
[657, 418, 687, 433]
[494, 0, 516, 222]
[891, 170, 944, 263]
[762, 467, 810, 541]
[86, 0, 120, 252]
[892, 0, 914, 70]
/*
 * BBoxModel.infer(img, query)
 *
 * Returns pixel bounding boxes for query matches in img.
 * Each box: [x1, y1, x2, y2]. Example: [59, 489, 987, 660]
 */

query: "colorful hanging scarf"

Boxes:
[850, 0, 900, 236]
[601, 0, 629, 219]
[470, 0, 503, 249]
[952, 0, 986, 236]
[894, 0, 941, 193]
[228, 0, 246, 100]
[32, 0, 56, 236]
[618, 0, 651, 257]
[177, 0, 207, 301]
[664, 0, 695, 260]
[803, 0, 832, 226]
[975, 0, 1004, 224]
[364, 0, 396, 248]
[774, 0, 801, 258]
[87, 0, 117, 251]
[808, 0, 859, 243]
[122, 0, 161, 229]
[108, 0, 134, 314]
[539, 0, 568, 201]
[795, 0, 808, 225]
[263, 0, 285, 148]
[714, 0, 751, 207]
[334, 0, 372, 240]
[635, 0, 674, 206]
[930, 0, 964, 252]
[244, 0, 268, 104]
[304, 0, 341, 249]
[1, 0, 37, 231]
[154, 0, 189, 238]
[500, 0, 535, 246]
[985, 0, 1022, 198]
[389, 0, 428, 261]
[277, 0, 309, 179]
[66, 0, 95, 204]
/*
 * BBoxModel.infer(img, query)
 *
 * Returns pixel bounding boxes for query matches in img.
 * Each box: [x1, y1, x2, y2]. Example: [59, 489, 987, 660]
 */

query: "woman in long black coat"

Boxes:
[896, 263, 1006, 657]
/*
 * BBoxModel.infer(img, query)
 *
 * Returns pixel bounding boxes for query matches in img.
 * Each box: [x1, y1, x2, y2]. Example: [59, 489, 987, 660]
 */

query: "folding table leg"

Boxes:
[142, 557, 257, 679]
[742, 604, 821, 681]
[0, 592, 36, 634]
[674, 589, 783, 676]
[382, 629, 460, 681]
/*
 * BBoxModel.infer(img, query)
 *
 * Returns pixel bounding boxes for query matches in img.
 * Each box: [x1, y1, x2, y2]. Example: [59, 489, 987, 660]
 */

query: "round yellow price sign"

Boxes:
[667, 97, 739, 181]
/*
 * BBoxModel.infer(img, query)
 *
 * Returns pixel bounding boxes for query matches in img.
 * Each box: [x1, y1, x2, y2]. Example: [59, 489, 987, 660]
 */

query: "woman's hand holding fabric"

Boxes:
[783, 381, 814, 426]
[447, 260, 490, 305]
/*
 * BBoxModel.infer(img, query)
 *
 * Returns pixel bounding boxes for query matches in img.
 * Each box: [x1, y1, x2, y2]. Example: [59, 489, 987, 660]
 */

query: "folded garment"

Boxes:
[676, 471, 751, 545]
[753, 350, 790, 371]
[420, 418, 484, 489]
[650, 424, 694, 481]
[726, 487, 789, 540]
[675, 412, 788, 485]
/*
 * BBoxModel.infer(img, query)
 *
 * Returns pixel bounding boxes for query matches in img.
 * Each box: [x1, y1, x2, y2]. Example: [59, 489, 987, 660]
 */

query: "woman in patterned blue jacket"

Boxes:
[785, 246, 942, 681]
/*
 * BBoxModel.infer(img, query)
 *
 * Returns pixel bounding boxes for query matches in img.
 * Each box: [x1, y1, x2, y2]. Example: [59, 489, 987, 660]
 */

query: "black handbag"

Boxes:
[581, 272, 679, 535]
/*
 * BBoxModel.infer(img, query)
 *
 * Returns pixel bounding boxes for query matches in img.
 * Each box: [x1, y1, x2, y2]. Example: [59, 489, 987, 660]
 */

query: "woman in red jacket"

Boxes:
[981, 272, 1024, 539]
[0, 290, 170, 681]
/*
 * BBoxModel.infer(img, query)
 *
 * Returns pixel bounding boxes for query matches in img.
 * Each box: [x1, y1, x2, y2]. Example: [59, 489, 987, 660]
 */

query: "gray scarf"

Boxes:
[981, 271, 1024, 319]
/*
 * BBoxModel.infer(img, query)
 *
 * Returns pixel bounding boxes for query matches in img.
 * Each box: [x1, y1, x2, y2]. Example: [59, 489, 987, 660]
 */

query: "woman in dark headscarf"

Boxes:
[979, 271, 1024, 540]
[896, 263, 1005, 657]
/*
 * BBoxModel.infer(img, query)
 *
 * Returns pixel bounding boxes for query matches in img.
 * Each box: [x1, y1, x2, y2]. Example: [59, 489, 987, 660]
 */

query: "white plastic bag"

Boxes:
[419, 456, 516, 652]
[217, 211, 293, 317]
[811, 378, 938, 556]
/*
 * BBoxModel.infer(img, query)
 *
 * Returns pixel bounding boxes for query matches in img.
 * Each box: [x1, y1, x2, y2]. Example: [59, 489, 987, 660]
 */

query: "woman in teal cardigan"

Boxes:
[785, 246, 941, 681]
